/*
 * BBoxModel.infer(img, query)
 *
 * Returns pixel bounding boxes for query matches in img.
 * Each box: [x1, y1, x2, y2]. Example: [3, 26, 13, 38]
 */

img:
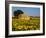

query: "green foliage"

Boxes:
[14, 10, 24, 16]
[12, 17, 40, 31]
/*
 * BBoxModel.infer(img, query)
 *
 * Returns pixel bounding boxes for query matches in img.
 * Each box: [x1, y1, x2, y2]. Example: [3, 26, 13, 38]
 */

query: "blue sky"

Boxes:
[12, 7, 40, 16]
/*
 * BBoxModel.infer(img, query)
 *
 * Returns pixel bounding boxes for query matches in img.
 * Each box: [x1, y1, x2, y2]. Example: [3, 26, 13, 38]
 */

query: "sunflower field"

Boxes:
[12, 17, 40, 31]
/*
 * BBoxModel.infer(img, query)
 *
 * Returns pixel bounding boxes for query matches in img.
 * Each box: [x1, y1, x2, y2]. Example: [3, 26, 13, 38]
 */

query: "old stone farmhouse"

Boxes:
[18, 14, 30, 21]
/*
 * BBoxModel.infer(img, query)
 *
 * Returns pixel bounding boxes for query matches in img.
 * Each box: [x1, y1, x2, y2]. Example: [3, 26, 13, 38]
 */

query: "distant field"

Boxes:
[12, 17, 40, 31]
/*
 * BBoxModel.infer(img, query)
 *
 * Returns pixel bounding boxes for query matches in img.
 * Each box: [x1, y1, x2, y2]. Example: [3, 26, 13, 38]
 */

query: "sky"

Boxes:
[12, 7, 40, 16]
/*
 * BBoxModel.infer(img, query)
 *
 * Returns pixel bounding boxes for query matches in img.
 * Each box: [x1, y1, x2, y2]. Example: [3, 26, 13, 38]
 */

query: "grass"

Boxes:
[12, 17, 40, 31]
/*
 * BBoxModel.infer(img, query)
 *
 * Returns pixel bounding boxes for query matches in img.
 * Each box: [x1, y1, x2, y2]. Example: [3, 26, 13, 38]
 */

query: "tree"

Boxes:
[14, 10, 24, 18]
